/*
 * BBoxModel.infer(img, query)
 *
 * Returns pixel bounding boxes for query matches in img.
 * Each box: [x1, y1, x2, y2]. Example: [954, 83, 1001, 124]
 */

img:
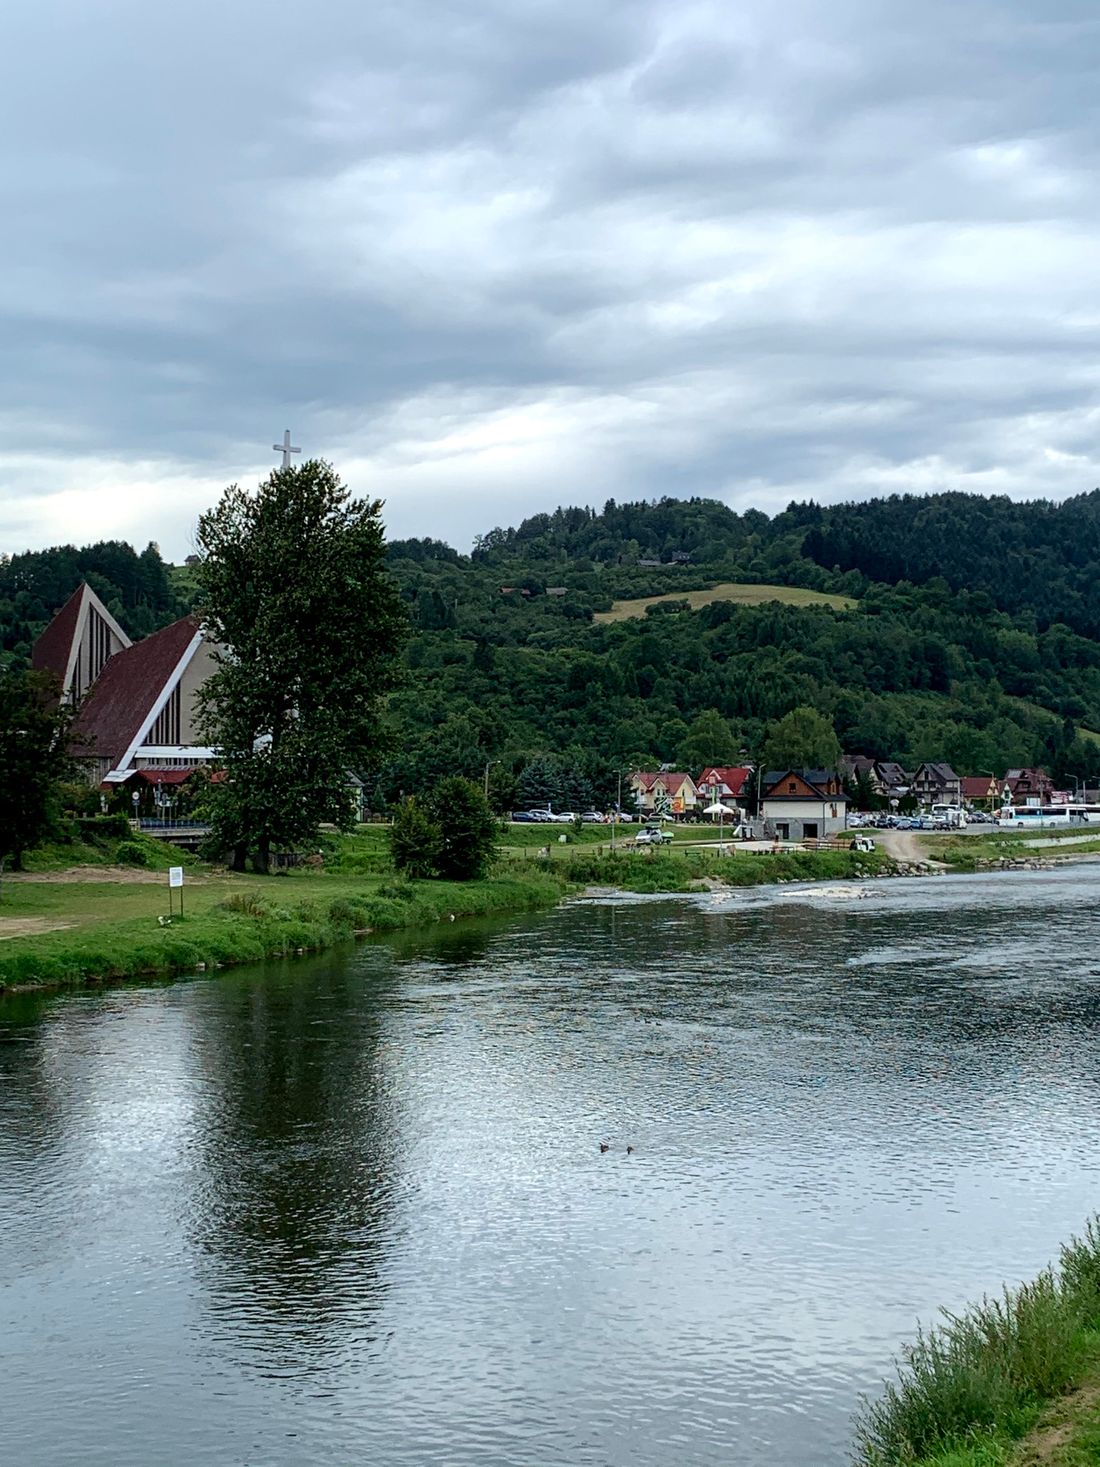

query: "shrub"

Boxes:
[114, 840, 149, 867]
[390, 797, 443, 879]
[426, 776, 498, 881]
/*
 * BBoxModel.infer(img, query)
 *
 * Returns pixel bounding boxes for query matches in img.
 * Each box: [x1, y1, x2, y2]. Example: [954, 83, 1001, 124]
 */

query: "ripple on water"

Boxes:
[4, 868, 1100, 1465]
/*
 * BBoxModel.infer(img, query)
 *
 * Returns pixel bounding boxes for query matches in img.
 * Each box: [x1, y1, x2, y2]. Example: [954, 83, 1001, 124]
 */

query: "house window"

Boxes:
[787, 781, 796, 794]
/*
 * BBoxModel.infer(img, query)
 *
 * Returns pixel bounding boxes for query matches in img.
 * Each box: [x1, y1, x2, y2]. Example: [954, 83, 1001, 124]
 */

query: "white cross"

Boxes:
[273, 429, 300, 468]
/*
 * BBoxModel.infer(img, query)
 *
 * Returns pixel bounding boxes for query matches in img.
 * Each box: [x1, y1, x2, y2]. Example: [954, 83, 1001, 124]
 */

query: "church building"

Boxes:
[33, 583, 219, 789]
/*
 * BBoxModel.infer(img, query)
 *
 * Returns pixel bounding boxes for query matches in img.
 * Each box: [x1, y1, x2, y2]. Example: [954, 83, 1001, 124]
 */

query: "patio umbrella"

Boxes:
[703, 802, 729, 817]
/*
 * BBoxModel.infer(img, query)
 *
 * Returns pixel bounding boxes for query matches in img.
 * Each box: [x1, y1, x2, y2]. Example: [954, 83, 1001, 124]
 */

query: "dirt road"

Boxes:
[876, 829, 944, 866]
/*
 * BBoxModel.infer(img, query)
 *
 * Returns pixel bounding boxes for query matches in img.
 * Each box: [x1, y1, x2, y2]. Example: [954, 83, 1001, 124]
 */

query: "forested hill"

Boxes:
[6, 489, 1100, 806]
[0, 540, 185, 664]
[470, 490, 1100, 639]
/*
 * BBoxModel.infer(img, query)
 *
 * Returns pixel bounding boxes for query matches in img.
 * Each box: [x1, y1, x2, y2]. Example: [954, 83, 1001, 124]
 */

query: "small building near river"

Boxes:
[760, 769, 848, 841]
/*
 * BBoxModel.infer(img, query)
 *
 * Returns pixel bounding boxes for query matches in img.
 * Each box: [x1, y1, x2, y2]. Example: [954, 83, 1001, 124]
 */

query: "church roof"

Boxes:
[31, 584, 85, 686]
[72, 615, 202, 768]
[31, 581, 132, 700]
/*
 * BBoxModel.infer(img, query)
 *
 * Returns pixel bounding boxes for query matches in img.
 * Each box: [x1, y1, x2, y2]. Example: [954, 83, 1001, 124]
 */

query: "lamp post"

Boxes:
[483, 759, 501, 801]
[612, 771, 624, 853]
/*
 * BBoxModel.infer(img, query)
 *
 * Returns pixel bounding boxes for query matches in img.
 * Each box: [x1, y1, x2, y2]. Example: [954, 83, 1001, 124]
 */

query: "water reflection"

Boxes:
[185, 959, 404, 1370]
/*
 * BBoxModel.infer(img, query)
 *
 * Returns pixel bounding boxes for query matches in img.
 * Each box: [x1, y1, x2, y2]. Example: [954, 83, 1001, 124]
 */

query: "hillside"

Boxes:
[6, 490, 1100, 809]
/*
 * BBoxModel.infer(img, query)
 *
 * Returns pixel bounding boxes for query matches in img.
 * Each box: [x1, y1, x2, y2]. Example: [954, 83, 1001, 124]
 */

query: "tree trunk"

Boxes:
[229, 843, 247, 872]
[253, 837, 271, 875]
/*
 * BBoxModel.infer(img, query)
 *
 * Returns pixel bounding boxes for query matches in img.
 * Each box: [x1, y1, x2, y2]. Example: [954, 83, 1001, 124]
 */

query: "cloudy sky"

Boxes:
[3, 0, 1100, 558]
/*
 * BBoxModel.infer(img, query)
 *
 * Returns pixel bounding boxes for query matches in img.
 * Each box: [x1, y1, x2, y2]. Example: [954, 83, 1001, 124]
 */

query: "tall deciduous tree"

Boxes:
[0, 669, 75, 878]
[761, 705, 842, 773]
[196, 460, 407, 872]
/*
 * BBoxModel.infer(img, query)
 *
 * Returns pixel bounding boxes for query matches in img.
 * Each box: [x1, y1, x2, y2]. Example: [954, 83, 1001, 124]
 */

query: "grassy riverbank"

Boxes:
[926, 827, 1100, 871]
[0, 823, 897, 995]
[854, 1219, 1100, 1466]
[0, 859, 567, 993]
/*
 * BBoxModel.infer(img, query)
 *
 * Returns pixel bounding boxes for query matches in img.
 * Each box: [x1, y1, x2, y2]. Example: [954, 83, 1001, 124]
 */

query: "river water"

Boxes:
[3, 866, 1100, 1466]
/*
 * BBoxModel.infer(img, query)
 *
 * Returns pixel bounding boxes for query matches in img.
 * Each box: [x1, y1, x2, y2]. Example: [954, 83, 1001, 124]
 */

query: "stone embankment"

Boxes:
[973, 855, 1056, 872]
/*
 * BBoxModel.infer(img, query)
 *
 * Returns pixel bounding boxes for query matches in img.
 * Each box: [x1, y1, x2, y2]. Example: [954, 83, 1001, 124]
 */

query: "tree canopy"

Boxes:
[0, 669, 75, 873]
[195, 460, 406, 870]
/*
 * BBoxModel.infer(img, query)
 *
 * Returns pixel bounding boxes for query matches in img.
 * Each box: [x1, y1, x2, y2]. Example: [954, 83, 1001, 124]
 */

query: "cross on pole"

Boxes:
[273, 429, 300, 468]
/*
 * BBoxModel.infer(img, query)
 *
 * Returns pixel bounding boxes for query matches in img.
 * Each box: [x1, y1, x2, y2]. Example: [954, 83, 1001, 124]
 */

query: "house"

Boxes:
[33, 583, 219, 788]
[630, 770, 699, 818]
[1004, 768, 1054, 807]
[760, 769, 848, 841]
[960, 775, 1000, 807]
[696, 765, 754, 813]
[840, 754, 881, 790]
[874, 761, 911, 798]
[910, 762, 961, 807]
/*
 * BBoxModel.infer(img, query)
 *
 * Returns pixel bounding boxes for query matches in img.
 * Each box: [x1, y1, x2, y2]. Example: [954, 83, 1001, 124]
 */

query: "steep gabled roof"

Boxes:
[762, 768, 847, 801]
[631, 770, 696, 795]
[697, 765, 753, 797]
[31, 582, 132, 699]
[960, 776, 998, 799]
[72, 615, 202, 768]
[915, 761, 959, 783]
[31, 584, 85, 686]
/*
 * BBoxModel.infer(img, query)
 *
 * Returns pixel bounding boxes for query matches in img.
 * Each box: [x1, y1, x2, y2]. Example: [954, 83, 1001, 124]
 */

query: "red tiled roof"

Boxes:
[697, 765, 752, 797]
[960, 776, 998, 798]
[31, 583, 85, 687]
[135, 769, 196, 785]
[632, 771, 694, 794]
[72, 616, 201, 768]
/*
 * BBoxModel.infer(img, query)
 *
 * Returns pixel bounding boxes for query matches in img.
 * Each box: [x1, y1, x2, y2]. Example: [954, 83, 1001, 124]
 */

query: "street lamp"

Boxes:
[483, 759, 501, 801]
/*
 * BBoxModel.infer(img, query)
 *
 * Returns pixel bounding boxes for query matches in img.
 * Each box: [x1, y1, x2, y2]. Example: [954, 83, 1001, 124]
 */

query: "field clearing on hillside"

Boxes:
[594, 582, 855, 623]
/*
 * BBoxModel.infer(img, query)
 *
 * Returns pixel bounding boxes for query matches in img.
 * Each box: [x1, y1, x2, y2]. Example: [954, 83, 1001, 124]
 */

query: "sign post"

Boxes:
[168, 865, 184, 918]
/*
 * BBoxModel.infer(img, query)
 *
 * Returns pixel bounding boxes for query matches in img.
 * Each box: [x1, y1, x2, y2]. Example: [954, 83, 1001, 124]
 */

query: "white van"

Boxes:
[930, 804, 966, 828]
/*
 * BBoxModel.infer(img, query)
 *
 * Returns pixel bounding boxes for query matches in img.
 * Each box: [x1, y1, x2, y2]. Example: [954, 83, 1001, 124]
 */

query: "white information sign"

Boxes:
[168, 866, 184, 889]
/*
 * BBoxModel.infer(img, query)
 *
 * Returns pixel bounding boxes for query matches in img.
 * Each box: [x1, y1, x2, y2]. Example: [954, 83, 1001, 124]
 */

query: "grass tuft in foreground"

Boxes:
[853, 1220, 1100, 1466]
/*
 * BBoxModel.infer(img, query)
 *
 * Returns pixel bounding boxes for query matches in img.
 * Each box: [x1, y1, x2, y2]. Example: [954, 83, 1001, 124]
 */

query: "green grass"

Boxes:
[926, 829, 1100, 870]
[592, 580, 856, 624]
[853, 1219, 1100, 1466]
[532, 844, 888, 891]
[0, 868, 566, 992]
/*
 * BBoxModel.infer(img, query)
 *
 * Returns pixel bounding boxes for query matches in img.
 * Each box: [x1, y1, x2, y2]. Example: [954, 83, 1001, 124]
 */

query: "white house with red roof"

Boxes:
[630, 770, 699, 818]
[696, 765, 754, 813]
[33, 583, 219, 789]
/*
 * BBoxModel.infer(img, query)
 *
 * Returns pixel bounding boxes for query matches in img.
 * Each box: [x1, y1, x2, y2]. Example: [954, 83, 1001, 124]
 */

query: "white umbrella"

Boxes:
[703, 802, 729, 817]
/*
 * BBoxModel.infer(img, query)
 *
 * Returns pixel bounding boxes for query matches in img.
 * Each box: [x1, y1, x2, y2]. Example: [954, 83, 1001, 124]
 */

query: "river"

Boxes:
[3, 866, 1100, 1466]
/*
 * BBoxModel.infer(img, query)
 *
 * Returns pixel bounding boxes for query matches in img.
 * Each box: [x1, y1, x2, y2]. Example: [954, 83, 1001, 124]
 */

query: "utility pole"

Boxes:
[484, 759, 501, 801]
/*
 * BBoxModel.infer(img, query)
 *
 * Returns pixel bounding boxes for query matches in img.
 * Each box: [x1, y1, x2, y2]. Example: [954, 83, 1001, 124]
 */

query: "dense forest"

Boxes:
[6, 489, 1100, 809]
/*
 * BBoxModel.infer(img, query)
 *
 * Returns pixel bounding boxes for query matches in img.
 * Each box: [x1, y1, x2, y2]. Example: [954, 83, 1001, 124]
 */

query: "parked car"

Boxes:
[548, 811, 576, 823]
[635, 825, 673, 846]
[526, 809, 553, 822]
[510, 811, 539, 822]
[849, 835, 876, 853]
[581, 811, 605, 823]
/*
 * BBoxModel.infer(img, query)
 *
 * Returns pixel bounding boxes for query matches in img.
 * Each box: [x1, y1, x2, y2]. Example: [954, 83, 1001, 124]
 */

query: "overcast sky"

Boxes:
[3, 0, 1100, 558]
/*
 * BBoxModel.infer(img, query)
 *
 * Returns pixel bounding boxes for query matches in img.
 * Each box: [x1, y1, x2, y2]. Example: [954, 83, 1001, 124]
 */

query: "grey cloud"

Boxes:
[3, 0, 1100, 555]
